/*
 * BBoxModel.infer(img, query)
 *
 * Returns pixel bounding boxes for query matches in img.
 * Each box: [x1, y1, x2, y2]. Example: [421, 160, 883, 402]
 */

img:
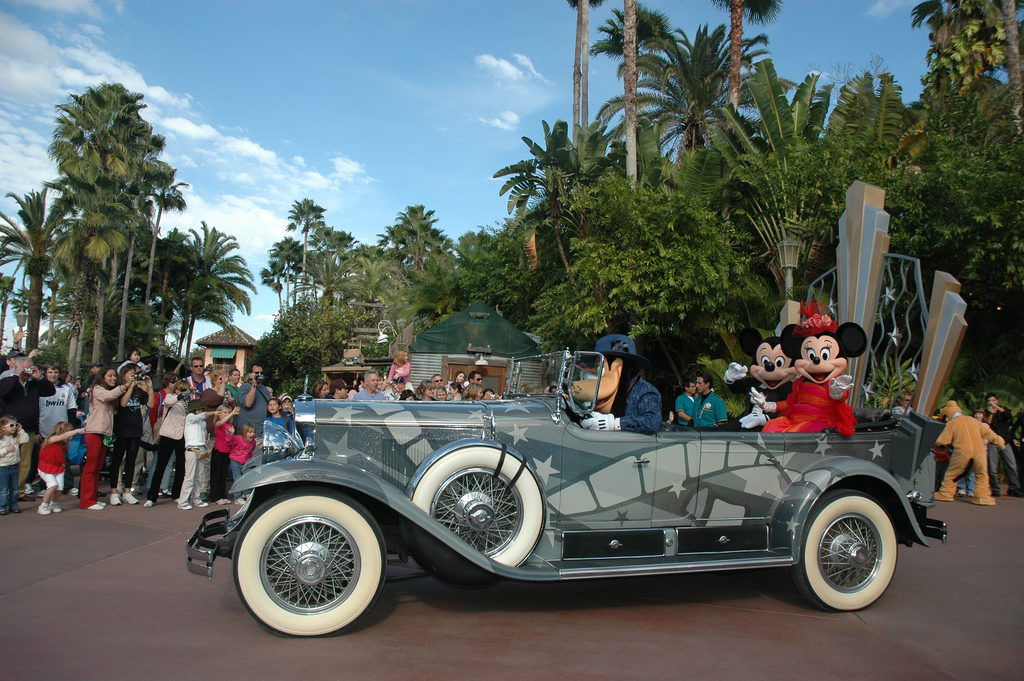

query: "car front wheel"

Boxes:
[232, 489, 386, 636]
[792, 489, 898, 612]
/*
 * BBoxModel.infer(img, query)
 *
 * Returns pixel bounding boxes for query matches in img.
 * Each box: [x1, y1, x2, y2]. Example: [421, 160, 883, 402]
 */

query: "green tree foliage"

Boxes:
[251, 298, 374, 396]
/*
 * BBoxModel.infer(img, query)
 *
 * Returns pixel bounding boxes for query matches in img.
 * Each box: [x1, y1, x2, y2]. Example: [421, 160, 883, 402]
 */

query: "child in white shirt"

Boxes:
[177, 400, 211, 510]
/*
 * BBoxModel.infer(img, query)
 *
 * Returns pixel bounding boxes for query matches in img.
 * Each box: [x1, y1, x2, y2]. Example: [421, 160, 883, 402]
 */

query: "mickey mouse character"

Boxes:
[724, 327, 798, 429]
[752, 303, 868, 437]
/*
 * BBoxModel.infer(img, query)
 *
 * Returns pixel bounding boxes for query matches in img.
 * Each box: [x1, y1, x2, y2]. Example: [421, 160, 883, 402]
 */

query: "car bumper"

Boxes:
[186, 509, 231, 578]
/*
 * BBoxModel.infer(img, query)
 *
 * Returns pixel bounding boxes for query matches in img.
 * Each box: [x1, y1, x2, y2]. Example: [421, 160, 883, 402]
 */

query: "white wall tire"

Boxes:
[792, 490, 898, 612]
[411, 445, 544, 567]
[232, 490, 385, 636]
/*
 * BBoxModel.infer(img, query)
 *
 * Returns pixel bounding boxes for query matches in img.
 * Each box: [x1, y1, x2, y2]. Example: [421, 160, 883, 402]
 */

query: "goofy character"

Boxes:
[576, 334, 662, 434]
[753, 303, 867, 437]
[724, 327, 798, 429]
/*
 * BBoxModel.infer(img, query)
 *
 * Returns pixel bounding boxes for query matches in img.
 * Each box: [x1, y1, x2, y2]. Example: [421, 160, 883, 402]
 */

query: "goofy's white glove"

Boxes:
[582, 412, 620, 431]
[829, 374, 854, 400]
[724, 362, 748, 384]
[749, 387, 777, 414]
[740, 408, 768, 429]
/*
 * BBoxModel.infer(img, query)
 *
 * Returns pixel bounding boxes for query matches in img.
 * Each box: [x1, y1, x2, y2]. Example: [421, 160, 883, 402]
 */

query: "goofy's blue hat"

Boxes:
[594, 334, 650, 370]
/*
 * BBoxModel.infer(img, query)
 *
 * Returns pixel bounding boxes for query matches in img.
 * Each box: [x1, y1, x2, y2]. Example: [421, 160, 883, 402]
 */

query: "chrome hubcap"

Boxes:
[432, 468, 523, 556]
[819, 513, 880, 592]
[290, 541, 330, 586]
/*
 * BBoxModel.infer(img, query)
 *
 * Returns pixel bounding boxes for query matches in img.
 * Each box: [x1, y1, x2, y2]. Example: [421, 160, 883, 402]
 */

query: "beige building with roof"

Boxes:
[195, 325, 259, 373]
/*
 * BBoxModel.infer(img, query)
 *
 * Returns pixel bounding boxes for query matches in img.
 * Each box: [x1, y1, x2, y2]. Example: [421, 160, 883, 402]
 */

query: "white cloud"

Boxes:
[479, 111, 520, 131]
[866, 1, 915, 19]
[476, 54, 524, 82]
[218, 136, 279, 166]
[512, 54, 548, 83]
[158, 116, 218, 140]
[331, 156, 366, 182]
[8, 0, 101, 16]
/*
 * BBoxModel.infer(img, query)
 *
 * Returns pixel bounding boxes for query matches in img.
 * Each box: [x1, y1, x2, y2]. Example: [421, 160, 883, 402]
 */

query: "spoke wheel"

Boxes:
[431, 467, 523, 556]
[792, 490, 898, 612]
[412, 445, 544, 567]
[233, 490, 385, 636]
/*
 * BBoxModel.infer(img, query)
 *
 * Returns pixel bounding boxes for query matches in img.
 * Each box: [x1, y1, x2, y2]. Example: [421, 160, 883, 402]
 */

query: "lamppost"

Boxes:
[777, 236, 800, 298]
[47, 279, 59, 347]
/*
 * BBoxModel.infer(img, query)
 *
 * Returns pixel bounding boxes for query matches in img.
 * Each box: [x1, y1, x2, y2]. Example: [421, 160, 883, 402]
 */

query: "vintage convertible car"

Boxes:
[186, 350, 947, 637]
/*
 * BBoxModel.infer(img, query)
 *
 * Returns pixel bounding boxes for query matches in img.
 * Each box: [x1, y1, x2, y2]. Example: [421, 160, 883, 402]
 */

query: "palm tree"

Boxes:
[597, 24, 769, 157]
[591, 3, 673, 68]
[143, 167, 188, 308]
[1004, 0, 1022, 128]
[48, 82, 154, 369]
[176, 221, 255, 355]
[710, 0, 783, 109]
[567, 0, 608, 144]
[0, 188, 66, 350]
[624, 0, 639, 183]
[310, 225, 355, 254]
[297, 250, 355, 305]
[269, 237, 303, 307]
[0, 275, 14, 350]
[286, 198, 327, 292]
[260, 262, 285, 312]
[379, 205, 450, 272]
[911, 0, 1007, 94]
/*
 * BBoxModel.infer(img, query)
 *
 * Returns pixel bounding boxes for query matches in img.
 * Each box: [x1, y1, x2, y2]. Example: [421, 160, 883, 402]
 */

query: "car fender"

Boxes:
[770, 456, 929, 562]
[230, 457, 534, 581]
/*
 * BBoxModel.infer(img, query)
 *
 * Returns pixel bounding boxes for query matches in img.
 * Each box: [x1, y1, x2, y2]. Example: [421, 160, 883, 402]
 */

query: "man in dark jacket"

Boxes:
[0, 355, 55, 499]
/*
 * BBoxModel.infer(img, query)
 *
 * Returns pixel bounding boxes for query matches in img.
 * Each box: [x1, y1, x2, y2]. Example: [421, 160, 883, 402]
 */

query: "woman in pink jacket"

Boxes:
[80, 367, 126, 510]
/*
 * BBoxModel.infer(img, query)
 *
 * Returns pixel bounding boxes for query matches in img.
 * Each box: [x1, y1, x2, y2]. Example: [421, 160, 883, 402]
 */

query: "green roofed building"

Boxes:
[407, 302, 539, 394]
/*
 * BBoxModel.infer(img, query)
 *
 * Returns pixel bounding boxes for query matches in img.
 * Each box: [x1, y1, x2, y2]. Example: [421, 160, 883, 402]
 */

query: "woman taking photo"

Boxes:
[80, 367, 126, 510]
[144, 380, 190, 507]
[107, 364, 151, 506]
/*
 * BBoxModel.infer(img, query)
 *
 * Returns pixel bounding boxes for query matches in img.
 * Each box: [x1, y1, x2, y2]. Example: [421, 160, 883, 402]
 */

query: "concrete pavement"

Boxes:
[1, 487, 1021, 681]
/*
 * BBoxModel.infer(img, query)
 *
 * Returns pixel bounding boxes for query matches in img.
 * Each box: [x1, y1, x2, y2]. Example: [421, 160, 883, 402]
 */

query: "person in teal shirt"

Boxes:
[674, 378, 698, 427]
[693, 373, 727, 428]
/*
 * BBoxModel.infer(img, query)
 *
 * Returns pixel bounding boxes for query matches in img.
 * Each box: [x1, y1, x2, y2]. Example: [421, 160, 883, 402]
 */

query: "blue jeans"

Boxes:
[0, 463, 19, 511]
[958, 468, 975, 494]
[228, 460, 248, 499]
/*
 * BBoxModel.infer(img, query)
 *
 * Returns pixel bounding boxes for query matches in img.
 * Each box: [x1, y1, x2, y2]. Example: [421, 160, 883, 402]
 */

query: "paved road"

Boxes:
[1, 489, 1021, 681]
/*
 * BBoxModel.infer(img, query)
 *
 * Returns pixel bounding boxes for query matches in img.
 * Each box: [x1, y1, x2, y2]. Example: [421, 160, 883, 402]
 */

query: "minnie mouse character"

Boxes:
[752, 303, 868, 437]
[724, 327, 798, 429]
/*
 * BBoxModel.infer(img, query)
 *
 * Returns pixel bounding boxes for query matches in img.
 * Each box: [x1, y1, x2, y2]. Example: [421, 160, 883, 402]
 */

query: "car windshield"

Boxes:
[568, 352, 604, 412]
[506, 352, 566, 396]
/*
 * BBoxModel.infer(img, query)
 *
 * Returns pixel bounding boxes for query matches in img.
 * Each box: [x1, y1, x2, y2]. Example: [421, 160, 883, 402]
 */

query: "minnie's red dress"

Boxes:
[761, 377, 857, 437]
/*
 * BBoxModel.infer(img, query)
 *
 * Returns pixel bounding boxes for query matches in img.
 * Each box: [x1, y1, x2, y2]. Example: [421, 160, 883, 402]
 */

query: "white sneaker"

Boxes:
[109, 493, 122, 506]
[37, 504, 51, 515]
[96, 501, 106, 508]
[143, 500, 155, 508]
[235, 498, 246, 505]
[70, 487, 79, 496]
[49, 502, 62, 513]
[25, 484, 34, 496]
[177, 503, 193, 510]
[122, 491, 139, 505]
[86, 503, 104, 510]
[196, 501, 209, 508]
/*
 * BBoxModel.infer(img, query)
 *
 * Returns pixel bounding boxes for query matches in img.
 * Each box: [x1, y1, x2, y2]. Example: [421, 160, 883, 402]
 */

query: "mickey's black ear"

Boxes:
[780, 324, 802, 359]
[739, 328, 763, 357]
[836, 323, 868, 357]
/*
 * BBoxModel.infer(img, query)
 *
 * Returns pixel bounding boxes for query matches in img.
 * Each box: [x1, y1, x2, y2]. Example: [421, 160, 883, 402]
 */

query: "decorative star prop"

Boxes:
[814, 437, 831, 456]
[669, 478, 686, 499]
[888, 329, 903, 347]
[501, 403, 531, 414]
[870, 441, 885, 460]
[615, 510, 629, 526]
[786, 518, 798, 536]
[910, 362, 920, 381]
[883, 286, 896, 303]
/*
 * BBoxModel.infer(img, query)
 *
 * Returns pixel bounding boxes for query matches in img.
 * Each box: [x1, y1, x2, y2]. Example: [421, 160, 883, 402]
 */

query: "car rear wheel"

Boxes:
[792, 489, 898, 611]
[233, 489, 385, 636]
[412, 445, 544, 567]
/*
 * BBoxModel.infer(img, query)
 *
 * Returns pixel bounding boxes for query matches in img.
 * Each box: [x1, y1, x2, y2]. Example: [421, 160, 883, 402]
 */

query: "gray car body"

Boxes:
[221, 351, 943, 582]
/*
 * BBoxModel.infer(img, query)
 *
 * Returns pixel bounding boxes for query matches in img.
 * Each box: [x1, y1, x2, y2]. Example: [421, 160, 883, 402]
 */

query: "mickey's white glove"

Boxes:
[829, 375, 854, 400]
[740, 409, 768, 429]
[582, 413, 620, 431]
[750, 387, 777, 413]
[724, 362, 747, 384]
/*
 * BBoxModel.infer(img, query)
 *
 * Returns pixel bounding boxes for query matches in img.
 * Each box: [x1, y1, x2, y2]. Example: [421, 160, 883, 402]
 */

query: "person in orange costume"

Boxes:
[753, 303, 867, 437]
[934, 400, 1004, 506]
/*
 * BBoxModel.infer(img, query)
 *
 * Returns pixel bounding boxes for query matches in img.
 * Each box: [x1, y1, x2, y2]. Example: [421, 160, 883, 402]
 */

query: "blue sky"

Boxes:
[0, 0, 931, 347]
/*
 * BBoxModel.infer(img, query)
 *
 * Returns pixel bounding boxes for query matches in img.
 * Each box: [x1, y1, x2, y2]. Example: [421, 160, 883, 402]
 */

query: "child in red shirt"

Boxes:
[38, 422, 85, 515]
